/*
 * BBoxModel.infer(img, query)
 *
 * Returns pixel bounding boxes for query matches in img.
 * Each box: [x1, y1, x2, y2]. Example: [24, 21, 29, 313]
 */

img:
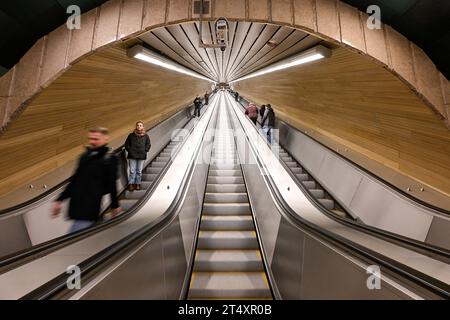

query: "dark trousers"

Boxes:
[250, 117, 257, 125]
[194, 106, 200, 117]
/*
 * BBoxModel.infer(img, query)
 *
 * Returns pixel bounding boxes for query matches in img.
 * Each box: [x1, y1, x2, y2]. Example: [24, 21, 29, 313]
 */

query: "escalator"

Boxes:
[10, 92, 448, 300]
[272, 145, 349, 219]
[0, 95, 214, 272]
[234, 94, 450, 257]
[188, 102, 272, 299]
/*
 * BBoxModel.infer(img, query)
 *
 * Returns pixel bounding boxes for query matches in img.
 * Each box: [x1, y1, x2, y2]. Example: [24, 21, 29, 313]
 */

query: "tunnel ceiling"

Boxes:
[138, 22, 322, 83]
[0, 0, 449, 80]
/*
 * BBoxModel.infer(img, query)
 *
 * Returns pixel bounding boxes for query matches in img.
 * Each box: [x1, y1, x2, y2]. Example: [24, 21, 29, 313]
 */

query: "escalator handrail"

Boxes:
[228, 94, 450, 299]
[20, 97, 219, 300]
[235, 94, 450, 216]
[0, 96, 216, 272]
[233, 95, 450, 258]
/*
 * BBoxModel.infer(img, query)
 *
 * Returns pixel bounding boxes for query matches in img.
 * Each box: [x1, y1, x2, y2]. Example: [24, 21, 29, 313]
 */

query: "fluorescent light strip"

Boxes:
[130, 45, 215, 83]
[229, 45, 331, 84]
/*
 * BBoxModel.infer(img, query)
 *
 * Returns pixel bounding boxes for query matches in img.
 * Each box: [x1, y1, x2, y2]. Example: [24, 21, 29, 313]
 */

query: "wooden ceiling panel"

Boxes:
[228, 24, 280, 80]
[239, 32, 319, 77]
[139, 32, 209, 77]
[139, 22, 320, 83]
[224, 22, 252, 79]
[226, 23, 265, 80]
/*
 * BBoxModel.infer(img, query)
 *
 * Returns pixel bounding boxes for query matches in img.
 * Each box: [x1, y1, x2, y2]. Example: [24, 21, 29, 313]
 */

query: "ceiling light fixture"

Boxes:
[127, 44, 215, 83]
[229, 45, 331, 84]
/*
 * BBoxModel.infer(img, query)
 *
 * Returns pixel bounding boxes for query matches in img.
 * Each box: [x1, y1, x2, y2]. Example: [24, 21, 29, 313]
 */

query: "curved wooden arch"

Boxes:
[0, 0, 449, 133]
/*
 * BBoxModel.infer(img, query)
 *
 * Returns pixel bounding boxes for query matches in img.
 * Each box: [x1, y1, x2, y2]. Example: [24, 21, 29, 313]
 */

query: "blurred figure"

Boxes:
[52, 127, 122, 233]
[259, 104, 266, 120]
[194, 95, 202, 117]
[245, 103, 259, 125]
[261, 104, 275, 144]
[204, 91, 210, 105]
[125, 121, 151, 191]
[234, 91, 239, 102]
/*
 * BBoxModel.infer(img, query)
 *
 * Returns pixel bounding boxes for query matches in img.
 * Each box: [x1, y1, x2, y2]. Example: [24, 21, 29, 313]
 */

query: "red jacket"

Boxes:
[245, 104, 258, 118]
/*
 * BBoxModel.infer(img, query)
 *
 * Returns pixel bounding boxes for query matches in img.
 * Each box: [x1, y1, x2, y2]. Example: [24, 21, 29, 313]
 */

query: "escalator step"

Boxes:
[210, 164, 240, 170]
[142, 174, 157, 181]
[120, 199, 138, 211]
[125, 190, 146, 199]
[201, 215, 253, 230]
[296, 174, 309, 181]
[188, 272, 271, 299]
[290, 167, 302, 174]
[206, 184, 246, 193]
[203, 203, 250, 215]
[197, 231, 258, 249]
[193, 250, 263, 271]
[285, 161, 297, 167]
[309, 189, 325, 198]
[303, 181, 315, 189]
[204, 193, 248, 203]
[208, 176, 244, 184]
[146, 167, 162, 174]
[318, 199, 334, 210]
[151, 162, 165, 167]
[208, 170, 242, 177]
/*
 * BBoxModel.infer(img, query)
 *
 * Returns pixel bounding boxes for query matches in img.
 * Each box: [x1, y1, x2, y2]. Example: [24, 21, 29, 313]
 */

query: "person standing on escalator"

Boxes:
[245, 103, 259, 125]
[261, 104, 275, 144]
[52, 127, 122, 233]
[193, 95, 202, 117]
[125, 121, 151, 192]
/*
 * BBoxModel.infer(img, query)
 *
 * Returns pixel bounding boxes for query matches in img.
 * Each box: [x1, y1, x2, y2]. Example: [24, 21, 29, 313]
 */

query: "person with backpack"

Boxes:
[52, 127, 122, 233]
[261, 104, 275, 144]
[125, 121, 151, 192]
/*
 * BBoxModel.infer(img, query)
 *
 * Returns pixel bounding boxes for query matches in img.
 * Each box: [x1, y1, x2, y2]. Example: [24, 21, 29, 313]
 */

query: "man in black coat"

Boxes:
[193, 95, 202, 117]
[52, 127, 122, 233]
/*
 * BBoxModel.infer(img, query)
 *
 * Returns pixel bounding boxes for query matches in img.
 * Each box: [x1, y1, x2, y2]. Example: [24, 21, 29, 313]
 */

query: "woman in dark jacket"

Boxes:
[125, 121, 151, 191]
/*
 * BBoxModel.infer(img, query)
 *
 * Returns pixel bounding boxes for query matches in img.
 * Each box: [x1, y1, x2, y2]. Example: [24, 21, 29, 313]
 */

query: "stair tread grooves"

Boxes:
[189, 273, 269, 290]
[199, 231, 256, 238]
[195, 250, 262, 261]
[202, 216, 252, 221]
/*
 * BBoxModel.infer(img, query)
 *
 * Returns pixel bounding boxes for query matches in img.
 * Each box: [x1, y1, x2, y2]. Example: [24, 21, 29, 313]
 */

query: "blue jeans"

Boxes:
[129, 159, 145, 184]
[68, 220, 94, 234]
[263, 125, 273, 144]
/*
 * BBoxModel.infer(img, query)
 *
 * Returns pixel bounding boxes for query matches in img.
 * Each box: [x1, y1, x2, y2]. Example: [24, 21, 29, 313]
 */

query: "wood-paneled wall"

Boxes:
[234, 47, 450, 198]
[0, 45, 210, 196]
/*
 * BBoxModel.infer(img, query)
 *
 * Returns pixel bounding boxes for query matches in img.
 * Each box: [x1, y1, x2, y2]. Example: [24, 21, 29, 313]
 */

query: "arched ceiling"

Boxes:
[0, 0, 449, 79]
[137, 21, 323, 83]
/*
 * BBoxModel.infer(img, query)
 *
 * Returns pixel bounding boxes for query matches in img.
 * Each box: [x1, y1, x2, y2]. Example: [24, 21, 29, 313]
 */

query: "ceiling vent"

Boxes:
[193, 0, 210, 14]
